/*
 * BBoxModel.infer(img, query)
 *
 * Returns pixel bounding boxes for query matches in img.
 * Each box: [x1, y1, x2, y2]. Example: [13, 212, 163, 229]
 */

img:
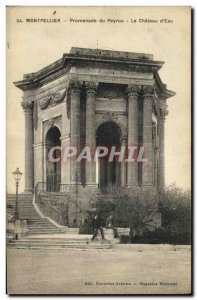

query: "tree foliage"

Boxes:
[159, 184, 191, 243]
[89, 184, 191, 244]
[91, 187, 159, 231]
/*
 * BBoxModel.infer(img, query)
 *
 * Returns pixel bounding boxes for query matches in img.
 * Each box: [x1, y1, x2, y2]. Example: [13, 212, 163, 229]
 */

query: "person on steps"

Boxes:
[91, 213, 105, 241]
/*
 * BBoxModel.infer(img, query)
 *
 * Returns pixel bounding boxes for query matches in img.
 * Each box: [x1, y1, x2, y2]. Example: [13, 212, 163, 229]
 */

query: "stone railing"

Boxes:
[35, 182, 70, 226]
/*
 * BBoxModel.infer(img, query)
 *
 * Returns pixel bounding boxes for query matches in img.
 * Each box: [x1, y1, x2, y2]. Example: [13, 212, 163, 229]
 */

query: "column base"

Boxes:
[126, 184, 139, 188]
[141, 185, 155, 191]
[142, 184, 153, 187]
[69, 182, 82, 186]
[85, 183, 98, 187]
[23, 189, 33, 194]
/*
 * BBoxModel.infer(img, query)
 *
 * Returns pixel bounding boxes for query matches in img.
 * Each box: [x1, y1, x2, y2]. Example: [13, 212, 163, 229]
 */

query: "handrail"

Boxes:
[35, 182, 70, 226]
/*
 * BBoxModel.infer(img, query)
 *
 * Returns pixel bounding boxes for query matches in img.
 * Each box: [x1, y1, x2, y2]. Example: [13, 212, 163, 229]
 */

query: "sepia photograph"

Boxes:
[6, 6, 191, 295]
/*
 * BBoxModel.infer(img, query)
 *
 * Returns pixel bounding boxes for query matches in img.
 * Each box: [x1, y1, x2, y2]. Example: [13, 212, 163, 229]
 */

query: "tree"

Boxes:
[159, 184, 191, 243]
[90, 187, 159, 234]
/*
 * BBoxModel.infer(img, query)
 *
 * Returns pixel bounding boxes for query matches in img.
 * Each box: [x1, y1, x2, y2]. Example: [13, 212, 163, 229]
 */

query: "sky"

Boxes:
[6, 6, 191, 193]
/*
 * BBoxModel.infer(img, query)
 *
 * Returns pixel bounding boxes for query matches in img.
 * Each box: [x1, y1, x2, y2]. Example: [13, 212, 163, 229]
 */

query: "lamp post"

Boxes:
[12, 167, 23, 221]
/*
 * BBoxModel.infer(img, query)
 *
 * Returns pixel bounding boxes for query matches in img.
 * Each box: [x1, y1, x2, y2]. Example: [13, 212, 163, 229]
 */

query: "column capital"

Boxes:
[85, 81, 99, 94]
[160, 109, 168, 122]
[127, 84, 142, 98]
[142, 85, 155, 98]
[21, 100, 33, 112]
[69, 79, 82, 94]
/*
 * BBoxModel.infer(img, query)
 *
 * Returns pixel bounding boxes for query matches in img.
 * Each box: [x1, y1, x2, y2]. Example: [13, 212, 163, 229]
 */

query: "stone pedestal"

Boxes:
[21, 101, 34, 193]
[117, 227, 130, 236]
[13, 219, 28, 240]
[94, 228, 120, 244]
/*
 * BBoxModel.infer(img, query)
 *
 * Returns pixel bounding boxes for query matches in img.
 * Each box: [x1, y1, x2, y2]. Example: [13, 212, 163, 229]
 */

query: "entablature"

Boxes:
[13, 48, 175, 100]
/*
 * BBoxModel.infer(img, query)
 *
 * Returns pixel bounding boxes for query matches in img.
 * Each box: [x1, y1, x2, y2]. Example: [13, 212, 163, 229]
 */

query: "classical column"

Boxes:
[85, 82, 98, 185]
[127, 85, 140, 187]
[69, 80, 81, 184]
[152, 123, 158, 187]
[158, 110, 167, 189]
[121, 137, 127, 187]
[142, 85, 154, 186]
[21, 100, 34, 192]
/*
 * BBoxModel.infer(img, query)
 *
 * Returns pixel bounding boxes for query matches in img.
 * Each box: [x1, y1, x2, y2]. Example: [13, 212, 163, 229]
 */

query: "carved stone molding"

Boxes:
[38, 89, 67, 110]
[21, 100, 33, 112]
[102, 111, 118, 122]
[43, 115, 62, 138]
[39, 96, 51, 110]
[52, 90, 67, 105]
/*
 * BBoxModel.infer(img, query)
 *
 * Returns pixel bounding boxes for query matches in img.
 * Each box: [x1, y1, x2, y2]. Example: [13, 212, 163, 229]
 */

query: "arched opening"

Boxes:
[96, 121, 122, 188]
[45, 126, 61, 191]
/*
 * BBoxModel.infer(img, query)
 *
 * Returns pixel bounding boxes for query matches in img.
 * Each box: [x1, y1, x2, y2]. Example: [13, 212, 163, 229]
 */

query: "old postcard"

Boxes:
[6, 6, 191, 295]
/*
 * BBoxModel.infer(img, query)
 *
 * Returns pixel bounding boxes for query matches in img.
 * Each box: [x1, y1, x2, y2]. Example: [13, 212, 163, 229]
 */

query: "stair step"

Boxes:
[28, 228, 60, 230]
[27, 224, 59, 227]
[27, 229, 60, 231]
[7, 194, 63, 234]
[9, 240, 89, 244]
[8, 245, 111, 250]
[28, 231, 61, 234]
[27, 233, 62, 235]
[8, 242, 111, 249]
[28, 220, 59, 223]
[28, 230, 61, 233]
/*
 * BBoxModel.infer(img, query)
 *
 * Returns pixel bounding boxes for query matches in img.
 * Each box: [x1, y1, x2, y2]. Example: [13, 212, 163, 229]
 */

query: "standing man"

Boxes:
[91, 213, 105, 241]
[106, 214, 119, 238]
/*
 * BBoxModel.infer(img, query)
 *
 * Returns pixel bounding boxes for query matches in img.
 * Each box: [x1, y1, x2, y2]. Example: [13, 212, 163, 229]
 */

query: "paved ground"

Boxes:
[7, 246, 191, 295]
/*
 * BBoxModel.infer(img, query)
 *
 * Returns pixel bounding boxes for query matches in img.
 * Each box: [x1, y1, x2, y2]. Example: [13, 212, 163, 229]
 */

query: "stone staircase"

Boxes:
[7, 234, 112, 250]
[6, 193, 63, 235]
[7, 194, 113, 250]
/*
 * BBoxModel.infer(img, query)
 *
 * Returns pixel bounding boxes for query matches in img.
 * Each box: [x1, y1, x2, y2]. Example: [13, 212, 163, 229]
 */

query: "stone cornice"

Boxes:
[13, 48, 175, 100]
[154, 71, 176, 100]
[14, 49, 165, 90]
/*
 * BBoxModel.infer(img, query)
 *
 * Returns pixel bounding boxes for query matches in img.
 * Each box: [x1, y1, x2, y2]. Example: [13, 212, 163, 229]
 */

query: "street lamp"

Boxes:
[12, 167, 23, 220]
